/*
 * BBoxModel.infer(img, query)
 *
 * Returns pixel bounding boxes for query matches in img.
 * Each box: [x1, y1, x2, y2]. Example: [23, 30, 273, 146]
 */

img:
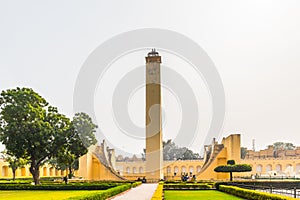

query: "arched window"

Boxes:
[139, 167, 143, 173]
[196, 166, 201, 173]
[256, 164, 262, 173]
[126, 167, 130, 174]
[55, 169, 59, 176]
[276, 164, 282, 173]
[266, 164, 272, 172]
[49, 167, 54, 176]
[2, 166, 9, 177]
[133, 167, 137, 174]
[181, 166, 186, 173]
[296, 164, 300, 174]
[286, 164, 292, 170]
[167, 166, 171, 174]
[174, 166, 179, 174]
[21, 167, 26, 176]
[189, 166, 194, 173]
[43, 167, 47, 176]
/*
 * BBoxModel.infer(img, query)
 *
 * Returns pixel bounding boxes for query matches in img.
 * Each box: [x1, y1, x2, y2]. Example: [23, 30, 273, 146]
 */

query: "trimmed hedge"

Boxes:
[215, 181, 300, 190]
[66, 184, 132, 200]
[214, 164, 252, 172]
[219, 185, 296, 200]
[66, 182, 141, 200]
[0, 182, 120, 190]
[163, 183, 212, 190]
[131, 181, 142, 188]
[151, 182, 164, 200]
[0, 177, 62, 181]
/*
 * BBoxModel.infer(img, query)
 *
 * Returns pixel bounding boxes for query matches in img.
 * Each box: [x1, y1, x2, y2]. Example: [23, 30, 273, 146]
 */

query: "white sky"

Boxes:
[1, 0, 300, 156]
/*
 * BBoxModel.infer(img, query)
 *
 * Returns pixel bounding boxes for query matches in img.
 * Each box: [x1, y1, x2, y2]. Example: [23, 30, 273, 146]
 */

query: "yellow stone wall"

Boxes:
[0, 159, 70, 178]
[78, 152, 124, 181]
[115, 134, 300, 181]
[4, 134, 300, 181]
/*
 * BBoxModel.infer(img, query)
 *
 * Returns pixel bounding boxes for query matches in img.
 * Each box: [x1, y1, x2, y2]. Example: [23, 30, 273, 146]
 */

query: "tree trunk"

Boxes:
[12, 169, 16, 181]
[230, 171, 233, 181]
[29, 163, 40, 185]
[68, 165, 72, 179]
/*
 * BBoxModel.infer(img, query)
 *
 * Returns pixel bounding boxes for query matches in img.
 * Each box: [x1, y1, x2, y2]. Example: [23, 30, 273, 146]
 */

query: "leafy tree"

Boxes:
[53, 112, 97, 178]
[1, 151, 27, 180]
[273, 142, 296, 157]
[49, 157, 79, 178]
[273, 142, 295, 150]
[0, 87, 70, 184]
[163, 139, 200, 160]
[241, 147, 247, 159]
[214, 160, 252, 181]
[141, 148, 146, 161]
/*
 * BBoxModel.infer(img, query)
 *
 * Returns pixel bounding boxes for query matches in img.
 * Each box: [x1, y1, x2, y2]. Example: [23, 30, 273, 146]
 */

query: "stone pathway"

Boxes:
[110, 183, 158, 200]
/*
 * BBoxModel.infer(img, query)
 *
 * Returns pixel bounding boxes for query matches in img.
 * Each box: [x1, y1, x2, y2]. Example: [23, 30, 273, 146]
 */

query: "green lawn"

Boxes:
[164, 190, 243, 200]
[0, 190, 104, 200]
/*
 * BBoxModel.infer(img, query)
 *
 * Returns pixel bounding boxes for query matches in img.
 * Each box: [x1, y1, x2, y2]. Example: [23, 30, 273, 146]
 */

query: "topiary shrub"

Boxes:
[214, 161, 252, 181]
[219, 185, 295, 200]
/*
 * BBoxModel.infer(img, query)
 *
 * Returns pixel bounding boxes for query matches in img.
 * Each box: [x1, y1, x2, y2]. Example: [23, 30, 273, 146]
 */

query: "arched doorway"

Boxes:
[2, 166, 9, 177]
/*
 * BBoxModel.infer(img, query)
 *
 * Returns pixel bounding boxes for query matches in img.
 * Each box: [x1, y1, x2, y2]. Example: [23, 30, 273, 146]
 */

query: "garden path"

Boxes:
[110, 183, 158, 200]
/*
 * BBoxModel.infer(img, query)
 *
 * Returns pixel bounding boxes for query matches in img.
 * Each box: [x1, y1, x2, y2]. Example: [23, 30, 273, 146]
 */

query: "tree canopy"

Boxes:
[139, 140, 200, 161]
[240, 147, 247, 159]
[163, 139, 200, 160]
[214, 160, 252, 181]
[52, 112, 97, 178]
[0, 87, 97, 184]
[273, 142, 295, 150]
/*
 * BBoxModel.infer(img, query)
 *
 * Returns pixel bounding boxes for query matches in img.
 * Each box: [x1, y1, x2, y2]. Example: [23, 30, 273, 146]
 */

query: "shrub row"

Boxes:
[0, 177, 62, 181]
[131, 181, 142, 188]
[0, 182, 120, 190]
[163, 183, 212, 190]
[164, 180, 215, 184]
[66, 184, 132, 200]
[151, 182, 164, 200]
[219, 185, 296, 200]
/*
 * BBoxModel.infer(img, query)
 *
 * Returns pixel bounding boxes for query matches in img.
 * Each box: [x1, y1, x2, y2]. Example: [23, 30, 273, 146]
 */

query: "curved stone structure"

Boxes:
[78, 140, 125, 181]
[196, 134, 241, 180]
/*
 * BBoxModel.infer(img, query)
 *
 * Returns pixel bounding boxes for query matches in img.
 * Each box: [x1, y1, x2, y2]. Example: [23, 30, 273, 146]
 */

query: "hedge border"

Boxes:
[163, 183, 212, 190]
[0, 183, 120, 190]
[65, 184, 130, 200]
[66, 182, 141, 200]
[219, 185, 296, 200]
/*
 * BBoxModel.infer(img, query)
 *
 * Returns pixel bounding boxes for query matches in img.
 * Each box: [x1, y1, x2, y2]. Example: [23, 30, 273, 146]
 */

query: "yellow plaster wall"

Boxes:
[78, 153, 124, 181]
[0, 159, 68, 178]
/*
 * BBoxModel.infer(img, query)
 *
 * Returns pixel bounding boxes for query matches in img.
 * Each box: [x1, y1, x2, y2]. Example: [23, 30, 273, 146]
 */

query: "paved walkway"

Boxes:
[110, 183, 158, 200]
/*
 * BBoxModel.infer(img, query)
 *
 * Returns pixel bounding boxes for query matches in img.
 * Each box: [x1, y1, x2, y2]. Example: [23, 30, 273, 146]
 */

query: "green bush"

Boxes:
[214, 164, 252, 172]
[219, 185, 296, 200]
[66, 184, 132, 200]
[131, 181, 142, 188]
[0, 182, 120, 190]
[215, 182, 228, 190]
[164, 180, 181, 184]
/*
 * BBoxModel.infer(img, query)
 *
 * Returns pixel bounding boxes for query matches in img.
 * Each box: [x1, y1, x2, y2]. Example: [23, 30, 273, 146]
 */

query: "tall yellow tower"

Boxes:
[145, 49, 163, 182]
